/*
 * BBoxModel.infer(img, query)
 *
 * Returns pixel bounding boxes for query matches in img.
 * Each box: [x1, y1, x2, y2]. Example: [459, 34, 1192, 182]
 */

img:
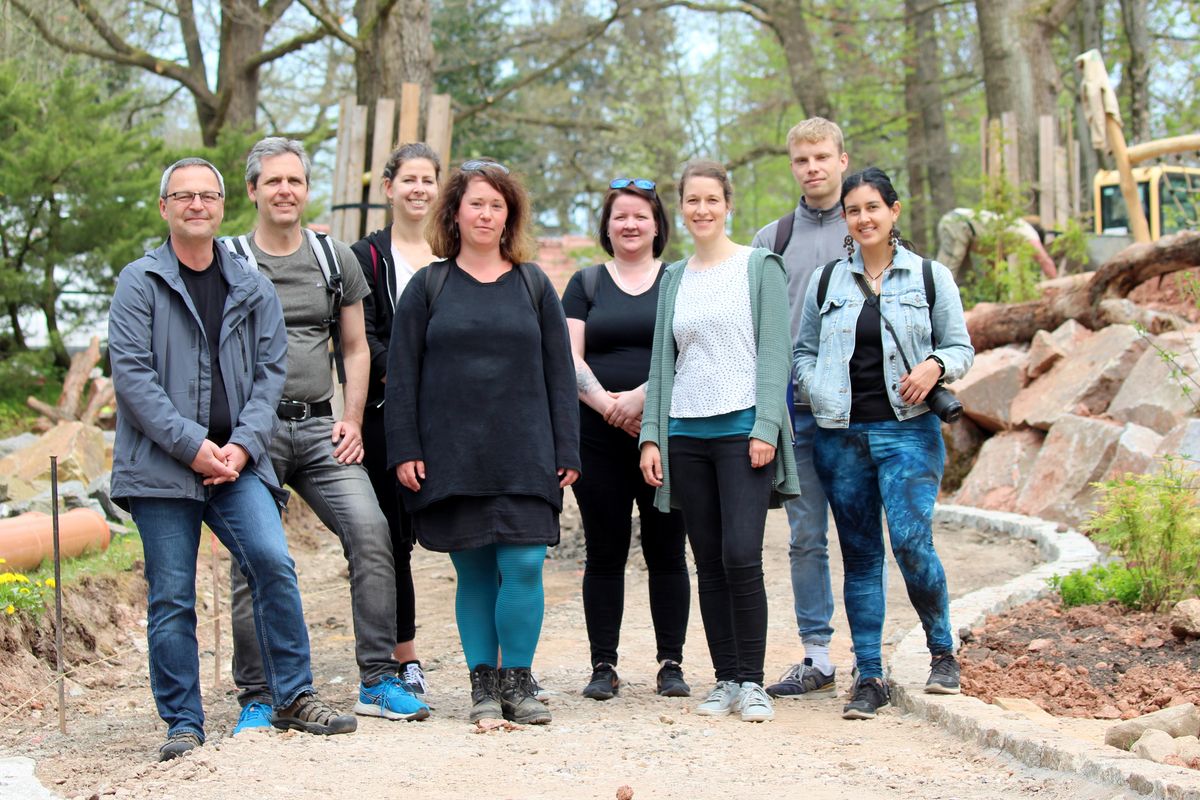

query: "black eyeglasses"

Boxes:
[610, 178, 656, 191]
[164, 190, 224, 205]
[461, 159, 510, 175]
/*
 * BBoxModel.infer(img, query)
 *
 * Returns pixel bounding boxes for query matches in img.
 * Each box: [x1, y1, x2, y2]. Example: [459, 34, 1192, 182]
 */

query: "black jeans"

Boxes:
[668, 434, 773, 685]
[574, 414, 688, 667]
[363, 403, 417, 644]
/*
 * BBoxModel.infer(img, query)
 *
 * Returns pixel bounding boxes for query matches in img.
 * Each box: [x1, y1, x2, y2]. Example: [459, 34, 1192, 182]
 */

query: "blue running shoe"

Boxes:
[233, 701, 273, 734]
[354, 675, 430, 721]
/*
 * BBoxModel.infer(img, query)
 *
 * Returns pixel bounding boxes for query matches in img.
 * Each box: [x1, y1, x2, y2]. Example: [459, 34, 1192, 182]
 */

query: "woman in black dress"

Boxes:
[563, 178, 690, 701]
[385, 160, 579, 725]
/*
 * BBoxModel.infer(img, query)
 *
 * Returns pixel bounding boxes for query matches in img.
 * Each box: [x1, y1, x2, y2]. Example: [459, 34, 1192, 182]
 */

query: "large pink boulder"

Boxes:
[954, 346, 1027, 432]
[953, 429, 1045, 511]
[1015, 414, 1124, 525]
[1026, 319, 1093, 380]
[1102, 423, 1165, 481]
[1108, 330, 1200, 435]
[1156, 419, 1200, 465]
[1010, 324, 1147, 431]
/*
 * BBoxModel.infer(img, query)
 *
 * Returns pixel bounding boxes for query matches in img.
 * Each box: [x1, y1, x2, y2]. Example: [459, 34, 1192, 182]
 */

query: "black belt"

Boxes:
[276, 399, 332, 421]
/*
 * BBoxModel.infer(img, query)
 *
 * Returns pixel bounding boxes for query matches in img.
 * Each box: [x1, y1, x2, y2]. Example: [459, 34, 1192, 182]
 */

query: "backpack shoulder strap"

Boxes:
[423, 261, 451, 310]
[305, 229, 342, 309]
[922, 258, 937, 348]
[517, 262, 547, 323]
[220, 235, 258, 270]
[772, 211, 795, 256]
[581, 263, 603, 305]
[816, 258, 840, 307]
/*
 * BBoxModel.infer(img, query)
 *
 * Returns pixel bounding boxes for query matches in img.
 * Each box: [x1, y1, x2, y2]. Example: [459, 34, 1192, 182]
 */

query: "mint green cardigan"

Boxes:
[639, 247, 800, 512]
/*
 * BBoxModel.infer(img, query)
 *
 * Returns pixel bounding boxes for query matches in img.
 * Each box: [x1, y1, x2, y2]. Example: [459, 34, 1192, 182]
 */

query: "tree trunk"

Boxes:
[906, 0, 953, 250]
[6, 302, 25, 350]
[206, 0, 274, 144]
[1118, 0, 1151, 144]
[903, 35, 929, 253]
[1072, 0, 1104, 212]
[355, 0, 434, 107]
[759, 0, 834, 120]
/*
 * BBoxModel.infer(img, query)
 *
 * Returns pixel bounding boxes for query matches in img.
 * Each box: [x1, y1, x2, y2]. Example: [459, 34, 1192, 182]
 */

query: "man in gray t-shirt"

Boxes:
[750, 117, 849, 699]
[227, 137, 430, 732]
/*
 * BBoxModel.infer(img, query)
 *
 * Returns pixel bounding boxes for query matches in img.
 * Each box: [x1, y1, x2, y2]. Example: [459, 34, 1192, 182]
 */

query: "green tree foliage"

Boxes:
[0, 64, 162, 365]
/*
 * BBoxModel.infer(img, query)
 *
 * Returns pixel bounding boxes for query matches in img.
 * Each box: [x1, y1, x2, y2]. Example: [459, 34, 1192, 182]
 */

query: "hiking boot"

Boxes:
[842, 677, 890, 720]
[737, 682, 775, 722]
[400, 660, 429, 698]
[355, 675, 430, 721]
[695, 680, 742, 716]
[925, 653, 961, 695]
[158, 731, 202, 761]
[581, 663, 619, 700]
[274, 691, 357, 735]
[499, 667, 551, 724]
[232, 701, 273, 735]
[655, 660, 691, 698]
[766, 658, 836, 698]
[469, 664, 503, 722]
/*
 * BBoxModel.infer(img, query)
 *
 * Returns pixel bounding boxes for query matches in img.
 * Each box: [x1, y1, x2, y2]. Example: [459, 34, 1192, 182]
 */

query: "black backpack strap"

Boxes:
[581, 263, 603, 305]
[516, 262, 547, 323]
[305, 229, 345, 384]
[773, 211, 795, 256]
[423, 261, 451, 310]
[816, 258, 840, 307]
[922, 258, 937, 348]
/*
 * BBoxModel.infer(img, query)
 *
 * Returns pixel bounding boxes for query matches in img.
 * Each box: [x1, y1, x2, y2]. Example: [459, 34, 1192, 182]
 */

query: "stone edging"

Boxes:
[888, 504, 1200, 799]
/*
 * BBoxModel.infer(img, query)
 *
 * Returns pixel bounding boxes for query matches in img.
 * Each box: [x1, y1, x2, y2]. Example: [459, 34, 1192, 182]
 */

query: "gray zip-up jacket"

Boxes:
[108, 239, 288, 509]
[751, 198, 848, 346]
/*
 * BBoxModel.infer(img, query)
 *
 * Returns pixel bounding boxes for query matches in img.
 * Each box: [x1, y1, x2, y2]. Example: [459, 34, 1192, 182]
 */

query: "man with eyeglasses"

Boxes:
[224, 137, 430, 734]
[108, 157, 356, 761]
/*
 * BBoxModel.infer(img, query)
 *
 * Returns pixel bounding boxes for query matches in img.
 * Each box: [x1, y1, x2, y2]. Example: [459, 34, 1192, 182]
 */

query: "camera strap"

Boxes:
[851, 271, 919, 375]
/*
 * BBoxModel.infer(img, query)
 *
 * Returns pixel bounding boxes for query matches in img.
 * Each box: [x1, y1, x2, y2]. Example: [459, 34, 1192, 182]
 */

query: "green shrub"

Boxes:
[1048, 562, 1142, 609]
[1080, 459, 1200, 611]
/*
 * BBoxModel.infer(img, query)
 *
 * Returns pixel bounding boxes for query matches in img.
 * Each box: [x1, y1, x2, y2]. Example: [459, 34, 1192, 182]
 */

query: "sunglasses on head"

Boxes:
[610, 178, 656, 191]
[461, 159, 510, 175]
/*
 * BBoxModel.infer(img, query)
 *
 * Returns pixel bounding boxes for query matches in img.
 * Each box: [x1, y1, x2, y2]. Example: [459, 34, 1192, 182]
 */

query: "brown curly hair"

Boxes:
[426, 162, 536, 264]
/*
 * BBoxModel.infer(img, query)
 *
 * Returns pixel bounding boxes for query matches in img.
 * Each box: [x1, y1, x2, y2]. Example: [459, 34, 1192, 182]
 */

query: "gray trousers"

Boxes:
[231, 414, 399, 705]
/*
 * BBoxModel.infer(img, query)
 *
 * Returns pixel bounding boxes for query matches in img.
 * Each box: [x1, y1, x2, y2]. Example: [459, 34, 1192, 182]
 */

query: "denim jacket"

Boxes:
[793, 245, 973, 429]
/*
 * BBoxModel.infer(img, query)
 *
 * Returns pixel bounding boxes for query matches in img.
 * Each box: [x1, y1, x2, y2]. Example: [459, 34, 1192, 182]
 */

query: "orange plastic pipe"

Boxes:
[0, 509, 110, 572]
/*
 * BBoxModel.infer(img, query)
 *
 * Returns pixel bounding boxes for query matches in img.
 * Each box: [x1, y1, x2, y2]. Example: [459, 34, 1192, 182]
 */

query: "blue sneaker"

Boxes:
[233, 701, 273, 734]
[354, 675, 430, 721]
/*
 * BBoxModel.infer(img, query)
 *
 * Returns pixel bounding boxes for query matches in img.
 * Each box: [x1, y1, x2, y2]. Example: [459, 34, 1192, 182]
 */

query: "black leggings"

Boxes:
[362, 403, 417, 644]
[668, 435, 773, 685]
[573, 414, 689, 667]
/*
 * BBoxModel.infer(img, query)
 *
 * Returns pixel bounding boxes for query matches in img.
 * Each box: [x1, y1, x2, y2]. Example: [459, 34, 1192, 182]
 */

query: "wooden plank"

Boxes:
[1001, 111, 1020, 186]
[366, 98, 397, 233]
[1055, 144, 1069, 229]
[988, 119, 1003, 186]
[426, 93, 454, 171]
[980, 116, 989, 181]
[331, 97, 357, 242]
[1071, 138, 1082, 217]
[1039, 114, 1056, 226]
[343, 102, 369, 243]
[398, 83, 421, 144]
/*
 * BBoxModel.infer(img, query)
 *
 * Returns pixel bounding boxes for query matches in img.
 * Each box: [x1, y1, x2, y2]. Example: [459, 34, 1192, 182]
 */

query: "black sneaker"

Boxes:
[766, 658, 836, 698]
[158, 731, 202, 762]
[656, 660, 690, 697]
[581, 663, 619, 700]
[842, 677, 890, 720]
[925, 653, 961, 695]
[273, 691, 357, 735]
[469, 664, 503, 722]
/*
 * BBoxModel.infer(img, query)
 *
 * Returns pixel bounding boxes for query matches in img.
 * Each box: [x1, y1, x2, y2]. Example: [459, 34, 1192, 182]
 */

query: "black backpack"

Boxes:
[816, 257, 938, 345]
[422, 261, 548, 322]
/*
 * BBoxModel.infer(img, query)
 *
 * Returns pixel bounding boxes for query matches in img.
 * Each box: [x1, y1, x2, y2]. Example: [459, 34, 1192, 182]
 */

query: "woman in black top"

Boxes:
[350, 142, 440, 698]
[563, 179, 690, 701]
[385, 160, 579, 726]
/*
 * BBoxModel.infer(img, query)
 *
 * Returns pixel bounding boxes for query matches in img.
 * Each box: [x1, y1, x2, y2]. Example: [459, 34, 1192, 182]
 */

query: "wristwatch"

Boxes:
[927, 354, 946, 377]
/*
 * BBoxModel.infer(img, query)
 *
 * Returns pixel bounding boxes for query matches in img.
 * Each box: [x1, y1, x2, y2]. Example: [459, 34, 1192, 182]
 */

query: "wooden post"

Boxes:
[1039, 115, 1056, 225]
[1055, 144, 1070, 229]
[398, 83, 421, 144]
[1107, 115, 1152, 243]
[426, 94, 454, 173]
[366, 98, 397, 234]
[987, 119, 1003, 186]
[51, 456, 66, 735]
[331, 98, 358, 243]
[979, 117, 989, 182]
[210, 529, 220, 688]
[1001, 111, 1020, 187]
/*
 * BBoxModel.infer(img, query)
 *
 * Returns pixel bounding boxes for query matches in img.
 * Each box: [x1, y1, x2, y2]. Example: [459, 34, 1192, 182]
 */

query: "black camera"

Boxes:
[925, 384, 963, 423]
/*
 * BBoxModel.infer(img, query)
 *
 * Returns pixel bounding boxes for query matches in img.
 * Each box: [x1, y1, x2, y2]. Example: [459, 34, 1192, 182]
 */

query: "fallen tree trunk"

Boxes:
[965, 230, 1200, 350]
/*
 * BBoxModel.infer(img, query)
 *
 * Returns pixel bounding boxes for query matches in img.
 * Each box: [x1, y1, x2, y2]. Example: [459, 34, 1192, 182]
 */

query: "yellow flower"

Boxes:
[4, 605, 13, 615]
[18, 587, 29, 595]
[45, 577, 55, 589]
[0, 557, 6, 563]
[12, 574, 29, 584]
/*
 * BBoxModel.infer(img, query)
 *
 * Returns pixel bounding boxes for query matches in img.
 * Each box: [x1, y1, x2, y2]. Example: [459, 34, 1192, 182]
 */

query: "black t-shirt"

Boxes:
[849, 296, 896, 422]
[179, 255, 233, 445]
[561, 264, 663, 393]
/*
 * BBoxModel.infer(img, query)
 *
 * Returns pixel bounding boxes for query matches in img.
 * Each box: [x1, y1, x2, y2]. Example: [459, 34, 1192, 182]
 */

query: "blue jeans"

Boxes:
[130, 474, 313, 739]
[231, 415, 399, 704]
[782, 406, 834, 647]
[812, 413, 952, 681]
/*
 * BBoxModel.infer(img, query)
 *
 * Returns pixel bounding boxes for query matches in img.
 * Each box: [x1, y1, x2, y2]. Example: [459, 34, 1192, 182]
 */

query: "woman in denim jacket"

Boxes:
[794, 167, 973, 721]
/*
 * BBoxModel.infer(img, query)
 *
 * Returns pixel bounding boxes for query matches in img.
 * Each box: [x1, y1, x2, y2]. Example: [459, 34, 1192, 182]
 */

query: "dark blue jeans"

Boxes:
[812, 412, 952, 681]
[669, 435, 774, 685]
[129, 474, 313, 739]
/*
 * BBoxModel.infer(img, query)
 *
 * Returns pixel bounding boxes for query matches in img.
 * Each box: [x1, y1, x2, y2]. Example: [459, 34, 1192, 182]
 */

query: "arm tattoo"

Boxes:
[576, 365, 602, 395]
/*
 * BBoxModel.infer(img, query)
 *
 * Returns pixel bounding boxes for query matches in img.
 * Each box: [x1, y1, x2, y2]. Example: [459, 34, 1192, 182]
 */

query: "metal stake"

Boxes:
[210, 530, 220, 687]
[50, 456, 66, 734]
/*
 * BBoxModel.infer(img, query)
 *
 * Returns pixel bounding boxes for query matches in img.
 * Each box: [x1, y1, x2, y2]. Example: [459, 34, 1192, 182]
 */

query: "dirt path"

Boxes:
[0, 499, 1141, 800]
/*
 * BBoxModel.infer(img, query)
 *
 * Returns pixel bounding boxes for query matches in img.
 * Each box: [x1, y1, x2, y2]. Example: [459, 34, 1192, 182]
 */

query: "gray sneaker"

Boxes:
[738, 682, 775, 722]
[766, 658, 835, 698]
[695, 680, 742, 716]
[925, 653, 961, 695]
